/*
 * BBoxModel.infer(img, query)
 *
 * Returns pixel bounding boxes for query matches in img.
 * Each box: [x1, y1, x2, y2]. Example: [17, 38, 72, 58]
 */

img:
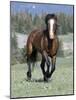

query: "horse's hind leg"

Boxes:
[26, 43, 33, 80]
[27, 57, 32, 80]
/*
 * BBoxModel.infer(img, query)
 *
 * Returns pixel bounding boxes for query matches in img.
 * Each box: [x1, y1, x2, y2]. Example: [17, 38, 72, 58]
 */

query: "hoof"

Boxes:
[27, 72, 31, 80]
[44, 76, 48, 82]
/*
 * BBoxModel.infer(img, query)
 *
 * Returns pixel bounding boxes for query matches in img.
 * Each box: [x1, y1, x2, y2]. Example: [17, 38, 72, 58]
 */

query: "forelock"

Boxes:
[45, 14, 57, 24]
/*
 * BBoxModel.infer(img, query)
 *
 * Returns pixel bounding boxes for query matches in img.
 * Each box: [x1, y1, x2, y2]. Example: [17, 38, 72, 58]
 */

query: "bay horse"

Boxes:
[26, 14, 59, 82]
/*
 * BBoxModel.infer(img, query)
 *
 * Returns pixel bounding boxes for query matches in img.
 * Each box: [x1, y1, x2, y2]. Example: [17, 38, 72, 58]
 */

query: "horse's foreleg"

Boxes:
[40, 58, 48, 82]
[27, 42, 33, 80]
[42, 51, 51, 76]
[42, 51, 50, 67]
[46, 57, 50, 75]
[27, 58, 32, 80]
[47, 55, 56, 78]
[41, 51, 50, 81]
[40, 58, 45, 76]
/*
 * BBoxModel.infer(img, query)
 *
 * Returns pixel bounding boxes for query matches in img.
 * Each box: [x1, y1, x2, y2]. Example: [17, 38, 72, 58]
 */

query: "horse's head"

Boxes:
[45, 14, 58, 39]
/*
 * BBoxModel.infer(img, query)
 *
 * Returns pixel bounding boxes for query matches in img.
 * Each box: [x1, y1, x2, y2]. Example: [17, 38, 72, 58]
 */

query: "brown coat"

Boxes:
[26, 29, 59, 58]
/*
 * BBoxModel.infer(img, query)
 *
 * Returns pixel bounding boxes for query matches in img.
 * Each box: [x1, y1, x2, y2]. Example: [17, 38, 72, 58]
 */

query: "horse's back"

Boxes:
[27, 29, 42, 41]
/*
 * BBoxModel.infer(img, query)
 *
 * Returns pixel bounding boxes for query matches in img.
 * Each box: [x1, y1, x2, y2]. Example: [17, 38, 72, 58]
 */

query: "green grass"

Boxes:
[11, 56, 73, 98]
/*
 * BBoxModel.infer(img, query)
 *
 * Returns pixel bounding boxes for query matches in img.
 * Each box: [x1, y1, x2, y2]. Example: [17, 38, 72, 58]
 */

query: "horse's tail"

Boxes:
[22, 46, 37, 63]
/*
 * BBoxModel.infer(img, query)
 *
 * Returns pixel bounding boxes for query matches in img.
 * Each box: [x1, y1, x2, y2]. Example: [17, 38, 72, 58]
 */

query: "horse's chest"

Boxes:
[42, 37, 59, 56]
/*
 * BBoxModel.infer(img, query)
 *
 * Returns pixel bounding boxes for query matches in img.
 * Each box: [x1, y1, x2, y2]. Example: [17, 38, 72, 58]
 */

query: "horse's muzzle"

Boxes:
[49, 33, 55, 39]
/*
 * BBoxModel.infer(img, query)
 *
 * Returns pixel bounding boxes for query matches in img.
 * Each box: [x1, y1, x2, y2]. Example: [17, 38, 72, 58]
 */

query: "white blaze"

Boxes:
[48, 19, 55, 39]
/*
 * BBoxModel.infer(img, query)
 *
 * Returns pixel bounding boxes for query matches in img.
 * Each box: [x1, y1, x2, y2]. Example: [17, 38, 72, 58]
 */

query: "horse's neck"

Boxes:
[47, 39, 53, 49]
[43, 29, 49, 38]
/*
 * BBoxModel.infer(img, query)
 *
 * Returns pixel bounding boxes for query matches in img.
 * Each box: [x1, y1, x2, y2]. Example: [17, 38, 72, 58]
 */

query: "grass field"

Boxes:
[11, 56, 74, 98]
